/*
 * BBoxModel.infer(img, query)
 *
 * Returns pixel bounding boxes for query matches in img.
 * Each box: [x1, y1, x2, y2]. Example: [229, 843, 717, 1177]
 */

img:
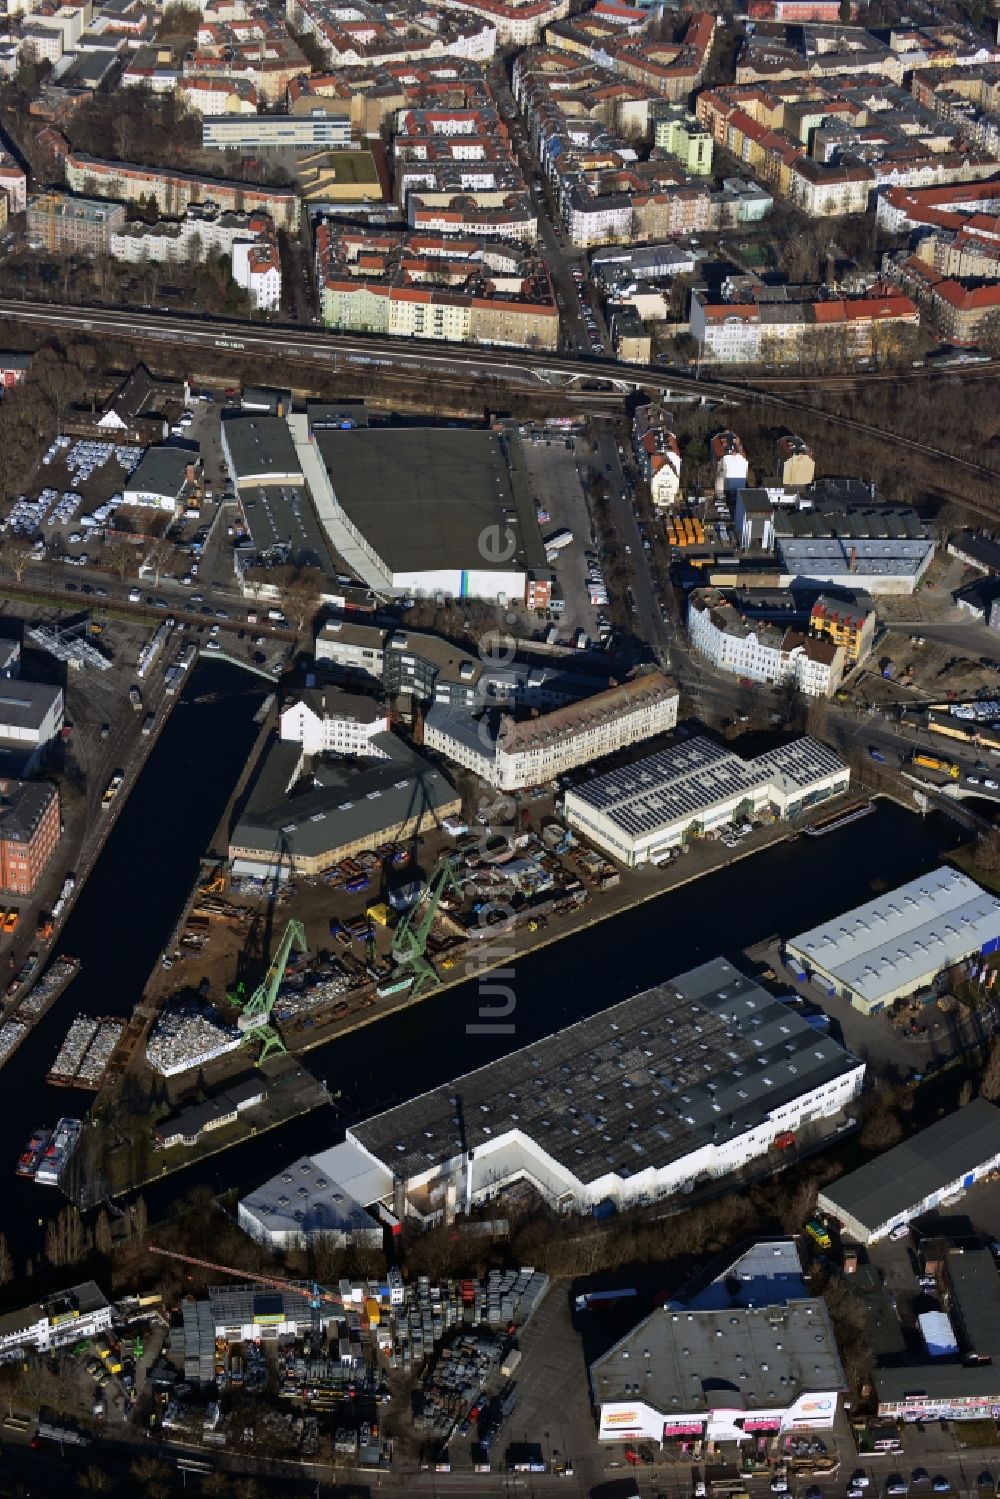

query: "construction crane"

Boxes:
[148, 1245, 342, 1311]
[390, 856, 462, 998]
[232, 917, 308, 1065]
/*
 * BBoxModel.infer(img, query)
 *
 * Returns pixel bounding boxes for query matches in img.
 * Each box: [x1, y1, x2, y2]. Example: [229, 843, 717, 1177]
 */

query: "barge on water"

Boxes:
[47, 1013, 124, 1089]
[16, 1127, 51, 1178]
[35, 1116, 82, 1186]
[803, 799, 873, 837]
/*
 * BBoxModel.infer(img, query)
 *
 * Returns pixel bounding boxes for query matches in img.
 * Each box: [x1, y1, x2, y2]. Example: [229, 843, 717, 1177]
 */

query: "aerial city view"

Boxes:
[2, 0, 1000, 1494]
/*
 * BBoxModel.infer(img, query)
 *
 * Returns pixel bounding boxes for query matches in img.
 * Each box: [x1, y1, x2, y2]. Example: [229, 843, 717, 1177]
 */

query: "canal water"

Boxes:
[4, 660, 268, 1265]
[127, 796, 968, 1228]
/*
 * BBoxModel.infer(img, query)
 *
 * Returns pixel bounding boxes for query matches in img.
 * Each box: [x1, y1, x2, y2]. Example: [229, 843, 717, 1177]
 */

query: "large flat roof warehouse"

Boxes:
[347, 957, 864, 1216]
[785, 865, 1000, 1014]
[315, 426, 548, 590]
[817, 1098, 1000, 1245]
[564, 735, 849, 867]
[591, 1297, 845, 1440]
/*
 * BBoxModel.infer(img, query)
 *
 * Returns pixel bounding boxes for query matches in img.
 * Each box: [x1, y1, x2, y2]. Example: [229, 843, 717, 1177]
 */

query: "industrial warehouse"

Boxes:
[312, 424, 551, 604]
[784, 866, 1000, 1015]
[817, 1098, 1000, 1245]
[563, 736, 849, 867]
[229, 731, 460, 878]
[341, 958, 864, 1220]
[238, 1140, 389, 1252]
[591, 1292, 845, 1447]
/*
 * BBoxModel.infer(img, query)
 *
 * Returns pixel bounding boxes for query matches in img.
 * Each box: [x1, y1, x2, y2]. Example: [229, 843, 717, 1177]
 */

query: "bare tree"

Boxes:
[105, 540, 135, 583]
[283, 565, 324, 639]
[94, 1209, 112, 1256]
[142, 537, 173, 587]
[1, 536, 35, 582]
[0, 1233, 13, 1285]
[981, 1037, 1000, 1101]
[32, 349, 80, 428]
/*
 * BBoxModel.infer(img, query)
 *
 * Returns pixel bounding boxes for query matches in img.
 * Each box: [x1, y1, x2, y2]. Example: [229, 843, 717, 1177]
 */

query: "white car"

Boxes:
[852, 1475, 870, 1490]
[968, 775, 981, 785]
[987, 779, 999, 791]
[771, 1480, 789, 1494]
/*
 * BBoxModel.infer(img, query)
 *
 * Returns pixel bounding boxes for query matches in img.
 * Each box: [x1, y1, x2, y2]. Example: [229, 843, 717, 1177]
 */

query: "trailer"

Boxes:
[574, 1287, 637, 1312]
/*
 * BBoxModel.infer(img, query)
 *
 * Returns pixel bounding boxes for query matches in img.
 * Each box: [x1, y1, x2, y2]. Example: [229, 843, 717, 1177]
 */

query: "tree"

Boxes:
[283, 565, 324, 639]
[104, 539, 135, 583]
[0, 1233, 13, 1285]
[981, 1036, 1000, 1101]
[32, 349, 80, 428]
[94, 1209, 112, 1256]
[130, 1456, 171, 1499]
[131, 1194, 148, 1239]
[142, 537, 172, 587]
[80, 1465, 113, 1491]
[0, 536, 33, 582]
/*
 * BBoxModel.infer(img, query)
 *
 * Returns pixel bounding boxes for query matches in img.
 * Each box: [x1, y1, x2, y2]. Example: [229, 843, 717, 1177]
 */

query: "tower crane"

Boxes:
[148, 1245, 342, 1311]
[231, 917, 308, 1065]
[389, 855, 463, 997]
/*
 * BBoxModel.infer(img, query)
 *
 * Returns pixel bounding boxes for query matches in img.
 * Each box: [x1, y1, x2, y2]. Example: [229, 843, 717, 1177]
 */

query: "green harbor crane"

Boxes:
[389, 856, 463, 998]
[234, 917, 308, 1065]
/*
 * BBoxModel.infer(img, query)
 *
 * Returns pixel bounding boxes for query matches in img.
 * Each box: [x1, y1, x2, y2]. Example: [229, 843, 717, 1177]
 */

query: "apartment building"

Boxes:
[697, 78, 1000, 217]
[287, 57, 494, 136]
[632, 402, 682, 508]
[654, 105, 714, 174]
[27, 190, 125, 253]
[808, 594, 876, 667]
[896, 255, 1000, 345]
[315, 223, 558, 351]
[0, 778, 60, 895]
[544, 10, 715, 101]
[231, 238, 282, 311]
[688, 588, 845, 697]
[424, 670, 679, 790]
[436, 0, 570, 46]
[690, 282, 919, 365]
[108, 205, 275, 267]
[408, 191, 536, 241]
[287, 0, 495, 67]
[64, 152, 300, 230]
[178, 76, 258, 116]
[776, 435, 816, 486]
[514, 48, 764, 249]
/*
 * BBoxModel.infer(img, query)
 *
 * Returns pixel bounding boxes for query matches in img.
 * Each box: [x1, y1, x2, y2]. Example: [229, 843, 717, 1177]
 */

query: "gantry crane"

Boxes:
[390, 856, 463, 997]
[232, 917, 308, 1065]
[148, 1245, 342, 1313]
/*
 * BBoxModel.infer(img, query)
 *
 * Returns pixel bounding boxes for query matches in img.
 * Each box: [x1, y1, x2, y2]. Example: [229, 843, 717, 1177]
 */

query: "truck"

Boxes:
[912, 753, 960, 779]
[542, 527, 574, 553]
[805, 1218, 832, 1250]
[574, 1287, 637, 1312]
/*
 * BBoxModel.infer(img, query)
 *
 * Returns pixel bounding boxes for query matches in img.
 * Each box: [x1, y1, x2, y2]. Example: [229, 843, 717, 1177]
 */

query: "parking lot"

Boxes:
[519, 432, 605, 641]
